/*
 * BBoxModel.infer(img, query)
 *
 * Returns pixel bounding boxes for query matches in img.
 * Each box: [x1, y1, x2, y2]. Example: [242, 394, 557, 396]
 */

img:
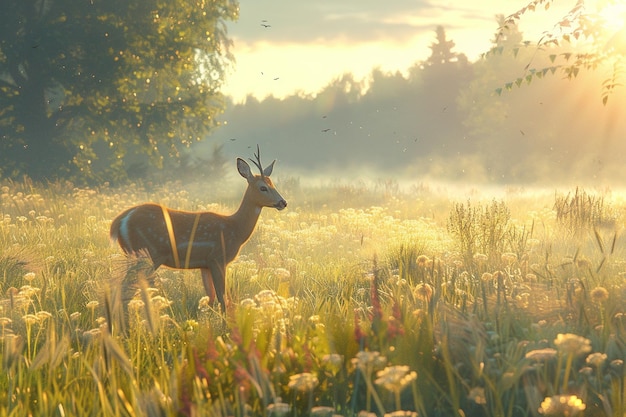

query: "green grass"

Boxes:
[0, 179, 624, 417]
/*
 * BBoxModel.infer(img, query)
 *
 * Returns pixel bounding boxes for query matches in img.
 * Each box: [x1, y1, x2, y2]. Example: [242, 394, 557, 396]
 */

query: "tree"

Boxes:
[496, 0, 626, 104]
[0, 0, 238, 182]
[425, 25, 466, 67]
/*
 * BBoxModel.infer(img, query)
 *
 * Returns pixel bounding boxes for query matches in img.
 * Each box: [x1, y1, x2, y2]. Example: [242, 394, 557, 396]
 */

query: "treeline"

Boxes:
[195, 23, 626, 186]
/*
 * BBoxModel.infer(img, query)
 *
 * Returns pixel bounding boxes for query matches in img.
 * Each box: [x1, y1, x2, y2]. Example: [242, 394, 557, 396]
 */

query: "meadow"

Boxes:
[0, 177, 624, 417]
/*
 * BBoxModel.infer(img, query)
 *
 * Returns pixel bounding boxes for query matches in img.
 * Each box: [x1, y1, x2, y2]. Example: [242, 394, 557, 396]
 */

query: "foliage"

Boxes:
[0, 0, 238, 182]
[447, 199, 517, 266]
[0, 180, 625, 416]
[554, 187, 615, 234]
[493, 0, 626, 104]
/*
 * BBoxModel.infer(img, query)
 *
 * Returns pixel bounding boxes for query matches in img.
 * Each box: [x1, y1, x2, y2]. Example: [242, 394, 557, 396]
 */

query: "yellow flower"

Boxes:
[539, 395, 586, 416]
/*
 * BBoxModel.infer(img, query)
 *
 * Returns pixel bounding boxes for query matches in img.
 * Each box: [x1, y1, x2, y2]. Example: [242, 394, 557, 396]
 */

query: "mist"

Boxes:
[189, 30, 626, 191]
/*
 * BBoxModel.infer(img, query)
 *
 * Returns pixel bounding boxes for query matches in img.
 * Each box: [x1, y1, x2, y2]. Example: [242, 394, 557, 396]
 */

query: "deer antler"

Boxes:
[249, 144, 264, 176]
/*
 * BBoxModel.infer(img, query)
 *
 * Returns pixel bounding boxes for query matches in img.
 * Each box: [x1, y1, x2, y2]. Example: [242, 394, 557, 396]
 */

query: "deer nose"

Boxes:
[275, 199, 287, 210]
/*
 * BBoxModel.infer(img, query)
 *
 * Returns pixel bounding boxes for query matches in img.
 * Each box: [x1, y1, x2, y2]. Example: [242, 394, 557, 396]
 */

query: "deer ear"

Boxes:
[263, 160, 276, 177]
[237, 158, 253, 179]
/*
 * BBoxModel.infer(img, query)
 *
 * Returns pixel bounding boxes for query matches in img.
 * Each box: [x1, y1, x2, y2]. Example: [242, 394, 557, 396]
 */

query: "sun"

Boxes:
[594, 0, 626, 54]
[597, 0, 626, 33]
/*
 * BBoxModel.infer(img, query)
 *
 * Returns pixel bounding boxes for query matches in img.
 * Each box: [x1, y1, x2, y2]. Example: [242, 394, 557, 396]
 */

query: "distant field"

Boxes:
[0, 178, 624, 417]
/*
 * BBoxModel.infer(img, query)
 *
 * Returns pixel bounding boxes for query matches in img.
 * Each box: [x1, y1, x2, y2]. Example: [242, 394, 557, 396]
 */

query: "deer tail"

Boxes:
[110, 207, 137, 252]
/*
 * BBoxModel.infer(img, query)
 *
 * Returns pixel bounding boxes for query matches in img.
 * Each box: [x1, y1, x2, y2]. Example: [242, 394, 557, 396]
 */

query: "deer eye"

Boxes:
[260, 186, 268, 192]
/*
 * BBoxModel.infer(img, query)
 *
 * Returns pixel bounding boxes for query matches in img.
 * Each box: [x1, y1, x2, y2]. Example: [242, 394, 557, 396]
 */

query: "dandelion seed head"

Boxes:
[414, 283, 433, 301]
[416, 254, 430, 267]
[590, 286, 609, 303]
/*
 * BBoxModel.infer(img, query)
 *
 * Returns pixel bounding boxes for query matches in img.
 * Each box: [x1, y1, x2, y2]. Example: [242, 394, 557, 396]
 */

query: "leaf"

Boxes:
[505, 82, 513, 91]
[495, 87, 503, 96]
[549, 54, 557, 63]
[545, 2, 550, 10]
[515, 78, 523, 87]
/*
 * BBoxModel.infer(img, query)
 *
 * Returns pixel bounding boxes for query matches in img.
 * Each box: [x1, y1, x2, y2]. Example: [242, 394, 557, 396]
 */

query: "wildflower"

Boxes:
[151, 296, 171, 311]
[586, 352, 607, 368]
[22, 314, 39, 325]
[481, 272, 493, 282]
[287, 372, 319, 392]
[525, 348, 557, 362]
[86, 300, 99, 310]
[23, 272, 36, 282]
[266, 399, 290, 416]
[383, 412, 418, 417]
[128, 299, 145, 311]
[416, 254, 430, 267]
[501, 252, 518, 264]
[35, 311, 52, 321]
[0, 317, 13, 327]
[590, 286, 609, 303]
[414, 283, 433, 301]
[70, 312, 81, 321]
[468, 386, 487, 405]
[255, 289, 277, 305]
[239, 298, 256, 309]
[374, 365, 417, 393]
[538, 395, 586, 416]
[554, 333, 592, 356]
[322, 353, 343, 375]
[610, 359, 623, 372]
[352, 351, 387, 374]
[473, 253, 488, 263]
[310, 406, 335, 416]
[274, 268, 291, 280]
[198, 296, 212, 310]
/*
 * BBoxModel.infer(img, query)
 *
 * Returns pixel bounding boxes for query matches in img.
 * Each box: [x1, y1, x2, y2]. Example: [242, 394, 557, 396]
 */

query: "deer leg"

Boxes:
[200, 268, 216, 304]
[209, 262, 226, 312]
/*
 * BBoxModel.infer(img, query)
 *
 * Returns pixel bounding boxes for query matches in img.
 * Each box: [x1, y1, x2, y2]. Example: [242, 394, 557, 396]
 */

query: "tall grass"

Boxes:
[0, 180, 624, 416]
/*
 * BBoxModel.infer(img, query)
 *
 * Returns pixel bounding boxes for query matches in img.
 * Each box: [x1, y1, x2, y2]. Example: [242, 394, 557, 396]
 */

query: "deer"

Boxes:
[109, 146, 287, 312]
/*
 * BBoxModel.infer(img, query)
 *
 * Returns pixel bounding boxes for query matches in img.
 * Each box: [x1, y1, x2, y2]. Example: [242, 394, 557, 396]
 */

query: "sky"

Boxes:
[219, 0, 579, 102]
